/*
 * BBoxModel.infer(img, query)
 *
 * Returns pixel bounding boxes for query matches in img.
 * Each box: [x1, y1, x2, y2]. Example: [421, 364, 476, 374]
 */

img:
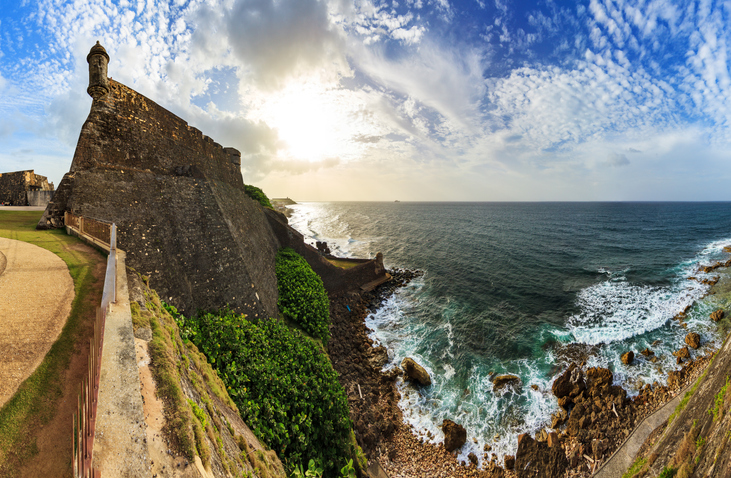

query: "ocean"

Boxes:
[287, 201, 731, 465]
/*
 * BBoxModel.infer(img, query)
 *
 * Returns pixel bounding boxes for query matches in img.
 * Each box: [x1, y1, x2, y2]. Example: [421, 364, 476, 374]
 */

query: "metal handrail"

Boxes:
[71, 217, 117, 478]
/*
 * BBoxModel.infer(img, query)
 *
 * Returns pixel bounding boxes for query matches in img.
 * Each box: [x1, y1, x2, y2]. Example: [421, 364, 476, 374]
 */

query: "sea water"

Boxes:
[287, 202, 731, 465]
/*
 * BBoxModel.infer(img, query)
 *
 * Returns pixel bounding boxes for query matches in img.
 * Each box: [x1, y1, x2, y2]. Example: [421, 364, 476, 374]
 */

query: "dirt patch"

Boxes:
[12, 240, 105, 478]
[0, 238, 75, 406]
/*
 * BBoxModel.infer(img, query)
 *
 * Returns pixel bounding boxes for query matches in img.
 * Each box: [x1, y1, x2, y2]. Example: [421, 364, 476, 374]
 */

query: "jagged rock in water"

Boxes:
[621, 350, 634, 365]
[711, 309, 725, 322]
[552, 363, 585, 400]
[492, 374, 521, 392]
[685, 332, 701, 349]
[401, 357, 431, 386]
[640, 347, 654, 357]
[514, 433, 568, 478]
[674, 346, 690, 359]
[441, 419, 466, 452]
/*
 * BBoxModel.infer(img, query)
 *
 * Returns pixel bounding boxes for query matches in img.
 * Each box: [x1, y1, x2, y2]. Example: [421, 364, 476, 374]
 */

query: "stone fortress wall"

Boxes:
[38, 42, 385, 320]
[0, 170, 54, 206]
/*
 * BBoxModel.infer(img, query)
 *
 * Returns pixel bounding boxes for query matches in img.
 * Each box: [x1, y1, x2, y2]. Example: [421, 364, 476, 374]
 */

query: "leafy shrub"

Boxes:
[276, 248, 330, 342]
[245, 185, 273, 209]
[190, 309, 351, 476]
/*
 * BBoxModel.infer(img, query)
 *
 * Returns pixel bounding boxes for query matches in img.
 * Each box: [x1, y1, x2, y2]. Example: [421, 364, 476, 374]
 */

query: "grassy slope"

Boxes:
[0, 211, 104, 476]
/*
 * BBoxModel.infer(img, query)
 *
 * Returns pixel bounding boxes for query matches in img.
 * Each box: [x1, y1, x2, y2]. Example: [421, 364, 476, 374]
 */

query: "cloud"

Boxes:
[223, 0, 349, 88]
[604, 152, 630, 167]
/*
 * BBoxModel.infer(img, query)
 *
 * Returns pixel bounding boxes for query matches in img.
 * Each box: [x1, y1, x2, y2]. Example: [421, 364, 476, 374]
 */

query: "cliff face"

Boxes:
[38, 79, 384, 319]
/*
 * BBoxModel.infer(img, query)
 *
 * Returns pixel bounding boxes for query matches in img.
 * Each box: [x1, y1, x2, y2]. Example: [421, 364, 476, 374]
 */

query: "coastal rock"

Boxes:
[468, 452, 478, 466]
[621, 350, 634, 365]
[640, 347, 654, 357]
[369, 345, 389, 369]
[550, 408, 568, 428]
[586, 367, 613, 391]
[504, 455, 515, 470]
[441, 419, 466, 452]
[711, 309, 725, 322]
[514, 433, 568, 478]
[674, 346, 690, 359]
[592, 438, 607, 459]
[493, 374, 521, 392]
[401, 357, 431, 386]
[552, 363, 585, 400]
[547, 431, 560, 448]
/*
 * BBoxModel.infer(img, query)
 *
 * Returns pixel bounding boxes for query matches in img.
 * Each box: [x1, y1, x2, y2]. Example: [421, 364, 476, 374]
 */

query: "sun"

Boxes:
[248, 81, 363, 162]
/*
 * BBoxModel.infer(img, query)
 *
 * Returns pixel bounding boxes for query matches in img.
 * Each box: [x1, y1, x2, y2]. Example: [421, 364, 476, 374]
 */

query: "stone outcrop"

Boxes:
[401, 357, 431, 386]
[621, 350, 634, 365]
[711, 309, 725, 322]
[674, 346, 690, 359]
[441, 419, 466, 452]
[514, 433, 567, 478]
[492, 374, 521, 392]
[684, 332, 701, 349]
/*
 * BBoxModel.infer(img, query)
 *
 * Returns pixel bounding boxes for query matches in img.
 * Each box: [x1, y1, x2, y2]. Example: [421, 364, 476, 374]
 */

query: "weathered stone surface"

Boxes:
[0, 170, 54, 206]
[640, 347, 654, 357]
[552, 363, 585, 399]
[685, 332, 701, 349]
[493, 374, 521, 392]
[468, 452, 478, 465]
[401, 357, 431, 386]
[674, 346, 690, 359]
[441, 419, 466, 452]
[621, 350, 634, 365]
[504, 455, 515, 470]
[711, 309, 725, 322]
[515, 433, 568, 478]
[547, 431, 560, 448]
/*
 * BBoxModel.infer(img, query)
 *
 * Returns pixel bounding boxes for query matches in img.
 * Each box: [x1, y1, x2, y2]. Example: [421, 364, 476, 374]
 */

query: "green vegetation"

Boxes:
[658, 466, 676, 478]
[326, 258, 361, 270]
[276, 248, 330, 343]
[185, 307, 352, 476]
[0, 211, 104, 475]
[622, 457, 647, 478]
[709, 376, 729, 422]
[245, 185, 273, 209]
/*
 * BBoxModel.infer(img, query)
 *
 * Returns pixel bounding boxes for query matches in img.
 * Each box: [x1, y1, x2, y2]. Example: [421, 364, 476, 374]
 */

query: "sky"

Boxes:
[0, 0, 730, 201]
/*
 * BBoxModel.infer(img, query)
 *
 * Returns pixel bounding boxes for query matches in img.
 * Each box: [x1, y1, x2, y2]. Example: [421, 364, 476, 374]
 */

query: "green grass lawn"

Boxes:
[326, 258, 362, 270]
[0, 211, 105, 476]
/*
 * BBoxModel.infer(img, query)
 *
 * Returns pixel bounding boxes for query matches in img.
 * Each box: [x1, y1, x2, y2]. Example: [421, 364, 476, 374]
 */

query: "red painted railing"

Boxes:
[70, 218, 117, 478]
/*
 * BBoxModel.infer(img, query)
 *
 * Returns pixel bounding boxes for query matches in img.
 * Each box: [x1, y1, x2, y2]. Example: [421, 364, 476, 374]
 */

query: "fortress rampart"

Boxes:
[38, 42, 385, 320]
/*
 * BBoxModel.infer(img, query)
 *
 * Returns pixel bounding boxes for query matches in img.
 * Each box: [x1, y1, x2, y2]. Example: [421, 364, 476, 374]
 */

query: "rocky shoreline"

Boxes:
[329, 263, 728, 478]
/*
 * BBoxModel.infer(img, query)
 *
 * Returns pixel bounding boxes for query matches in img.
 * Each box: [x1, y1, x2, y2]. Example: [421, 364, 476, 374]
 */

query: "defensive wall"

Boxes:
[38, 42, 386, 321]
[0, 170, 54, 206]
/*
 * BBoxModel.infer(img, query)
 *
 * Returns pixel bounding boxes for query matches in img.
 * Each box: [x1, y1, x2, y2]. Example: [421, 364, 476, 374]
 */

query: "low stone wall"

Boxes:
[27, 190, 54, 207]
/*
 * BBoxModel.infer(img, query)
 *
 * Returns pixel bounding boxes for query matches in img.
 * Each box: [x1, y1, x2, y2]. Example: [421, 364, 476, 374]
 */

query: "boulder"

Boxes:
[547, 431, 560, 448]
[504, 455, 515, 470]
[514, 433, 568, 478]
[592, 438, 606, 459]
[673, 346, 690, 359]
[586, 367, 613, 391]
[401, 357, 431, 386]
[685, 332, 701, 349]
[621, 350, 634, 365]
[468, 452, 478, 466]
[552, 363, 585, 399]
[711, 309, 725, 322]
[493, 374, 521, 392]
[640, 348, 654, 357]
[550, 408, 568, 428]
[441, 419, 466, 452]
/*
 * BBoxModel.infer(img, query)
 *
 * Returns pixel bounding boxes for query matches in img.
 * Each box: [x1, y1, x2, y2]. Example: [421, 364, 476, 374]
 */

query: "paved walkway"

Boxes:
[0, 237, 74, 407]
[594, 383, 690, 477]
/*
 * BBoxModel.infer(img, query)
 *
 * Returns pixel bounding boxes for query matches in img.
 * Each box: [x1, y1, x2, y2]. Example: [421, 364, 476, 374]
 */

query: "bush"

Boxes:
[276, 248, 330, 342]
[245, 185, 273, 209]
[190, 309, 351, 476]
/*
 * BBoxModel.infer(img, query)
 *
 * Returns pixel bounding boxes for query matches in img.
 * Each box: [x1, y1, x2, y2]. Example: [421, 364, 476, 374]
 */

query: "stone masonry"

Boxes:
[0, 170, 54, 206]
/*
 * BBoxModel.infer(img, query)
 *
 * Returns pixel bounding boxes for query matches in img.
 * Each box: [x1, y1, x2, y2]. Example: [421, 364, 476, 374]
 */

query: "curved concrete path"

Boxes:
[0, 237, 74, 407]
[594, 381, 692, 477]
